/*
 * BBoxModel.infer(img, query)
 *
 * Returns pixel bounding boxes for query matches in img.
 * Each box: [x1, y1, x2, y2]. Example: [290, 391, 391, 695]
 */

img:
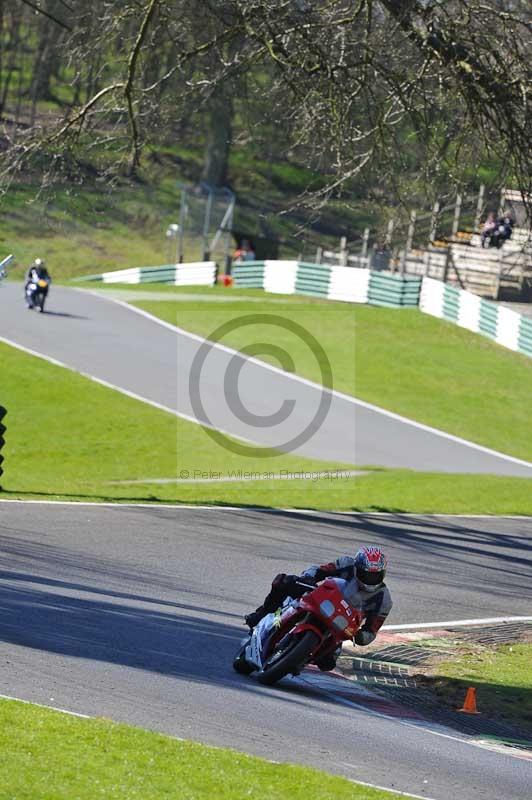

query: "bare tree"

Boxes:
[0, 0, 530, 208]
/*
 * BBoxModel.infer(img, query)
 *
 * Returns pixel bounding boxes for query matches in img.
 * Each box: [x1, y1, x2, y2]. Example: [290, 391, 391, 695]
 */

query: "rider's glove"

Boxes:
[354, 629, 376, 646]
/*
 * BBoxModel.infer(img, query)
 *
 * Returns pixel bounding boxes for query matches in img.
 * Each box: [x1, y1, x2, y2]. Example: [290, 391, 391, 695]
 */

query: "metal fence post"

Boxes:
[385, 219, 395, 248]
[429, 201, 440, 245]
[442, 247, 451, 283]
[361, 228, 370, 258]
[178, 190, 187, 263]
[401, 211, 416, 275]
[340, 236, 348, 266]
[473, 184, 485, 232]
[202, 189, 214, 261]
[452, 193, 462, 239]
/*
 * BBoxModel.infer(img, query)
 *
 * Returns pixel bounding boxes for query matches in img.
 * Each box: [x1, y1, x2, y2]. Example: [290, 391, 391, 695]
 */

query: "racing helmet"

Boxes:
[34, 258, 45, 268]
[354, 546, 387, 591]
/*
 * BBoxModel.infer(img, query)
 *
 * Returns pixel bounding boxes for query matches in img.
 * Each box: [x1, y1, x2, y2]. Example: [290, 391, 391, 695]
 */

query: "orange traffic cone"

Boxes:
[458, 687, 480, 714]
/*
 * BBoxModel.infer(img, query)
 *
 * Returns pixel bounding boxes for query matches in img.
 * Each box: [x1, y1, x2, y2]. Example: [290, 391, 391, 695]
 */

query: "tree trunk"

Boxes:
[201, 81, 233, 188]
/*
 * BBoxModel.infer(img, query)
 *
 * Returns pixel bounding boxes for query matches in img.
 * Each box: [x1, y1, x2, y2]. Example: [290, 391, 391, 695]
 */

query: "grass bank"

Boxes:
[425, 642, 532, 736]
[2, 337, 532, 511]
[132, 293, 532, 463]
[3, 336, 532, 511]
[0, 340, 351, 504]
[0, 698, 403, 800]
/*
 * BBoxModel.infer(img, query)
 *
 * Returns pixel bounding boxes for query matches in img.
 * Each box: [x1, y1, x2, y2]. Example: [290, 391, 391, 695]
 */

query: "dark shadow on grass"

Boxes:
[411, 671, 532, 741]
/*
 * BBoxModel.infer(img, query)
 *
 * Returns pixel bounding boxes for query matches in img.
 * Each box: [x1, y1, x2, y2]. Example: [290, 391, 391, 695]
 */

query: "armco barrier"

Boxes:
[75, 262, 217, 286]
[295, 262, 331, 298]
[420, 276, 532, 358]
[368, 272, 421, 307]
[233, 261, 409, 306]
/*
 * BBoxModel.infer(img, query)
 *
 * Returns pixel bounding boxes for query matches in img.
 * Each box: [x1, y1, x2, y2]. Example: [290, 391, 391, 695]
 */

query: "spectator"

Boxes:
[480, 211, 497, 248]
[490, 214, 514, 249]
[233, 239, 256, 262]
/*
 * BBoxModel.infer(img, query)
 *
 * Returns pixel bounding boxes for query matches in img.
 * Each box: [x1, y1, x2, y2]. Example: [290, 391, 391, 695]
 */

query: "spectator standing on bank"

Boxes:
[480, 211, 497, 248]
[233, 239, 256, 262]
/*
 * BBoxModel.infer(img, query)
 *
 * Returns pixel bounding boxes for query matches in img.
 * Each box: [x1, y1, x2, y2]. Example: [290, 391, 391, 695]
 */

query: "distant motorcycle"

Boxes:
[233, 577, 365, 685]
[25, 276, 50, 312]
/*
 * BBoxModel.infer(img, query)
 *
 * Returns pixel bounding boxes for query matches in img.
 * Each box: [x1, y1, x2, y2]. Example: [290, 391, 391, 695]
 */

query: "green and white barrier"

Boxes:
[264, 260, 299, 294]
[368, 272, 421, 308]
[231, 260, 265, 288]
[420, 276, 532, 357]
[233, 260, 419, 307]
[76, 262, 217, 286]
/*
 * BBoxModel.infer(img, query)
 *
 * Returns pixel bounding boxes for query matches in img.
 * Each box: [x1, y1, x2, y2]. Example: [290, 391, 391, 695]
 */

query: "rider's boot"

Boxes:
[315, 646, 342, 672]
[244, 608, 265, 630]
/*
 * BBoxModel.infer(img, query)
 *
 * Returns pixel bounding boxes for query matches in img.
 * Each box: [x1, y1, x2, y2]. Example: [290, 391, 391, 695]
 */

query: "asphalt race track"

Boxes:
[2, 282, 532, 475]
[0, 502, 531, 800]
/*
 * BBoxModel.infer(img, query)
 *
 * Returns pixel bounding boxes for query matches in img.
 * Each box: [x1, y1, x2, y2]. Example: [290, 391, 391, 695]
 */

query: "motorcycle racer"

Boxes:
[244, 545, 392, 671]
[24, 258, 51, 308]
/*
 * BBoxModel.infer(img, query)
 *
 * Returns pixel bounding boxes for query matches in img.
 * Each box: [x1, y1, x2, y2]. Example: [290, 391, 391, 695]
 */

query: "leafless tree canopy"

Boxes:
[2, 1, 531, 204]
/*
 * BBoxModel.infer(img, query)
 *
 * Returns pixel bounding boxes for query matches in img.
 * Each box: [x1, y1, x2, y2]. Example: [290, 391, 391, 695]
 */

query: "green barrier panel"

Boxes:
[518, 317, 532, 355]
[139, 268, 177, 284]
[232, 261, 265, 288]
[479, 299, 499, 337]
[368, 273, 421, 307]
[295, 265, 330, 297]
[295, 264, 330, 297]
[442, 284, 460, 321]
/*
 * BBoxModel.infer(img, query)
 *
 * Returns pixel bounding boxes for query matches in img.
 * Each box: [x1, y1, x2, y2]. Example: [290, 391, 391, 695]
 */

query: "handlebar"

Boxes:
[294, 580, 317, 590]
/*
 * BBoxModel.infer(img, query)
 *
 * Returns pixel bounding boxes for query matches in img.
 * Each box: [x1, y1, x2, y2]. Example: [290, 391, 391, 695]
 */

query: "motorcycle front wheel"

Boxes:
[257, 630, 320, 685]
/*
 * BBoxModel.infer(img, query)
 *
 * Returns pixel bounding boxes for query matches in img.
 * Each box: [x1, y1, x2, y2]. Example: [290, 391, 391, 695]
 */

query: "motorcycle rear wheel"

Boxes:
[257, 630, 320, 685]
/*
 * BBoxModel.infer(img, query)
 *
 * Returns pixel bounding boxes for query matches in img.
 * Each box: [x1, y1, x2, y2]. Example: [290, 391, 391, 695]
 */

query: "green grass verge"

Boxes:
[132, 295, 532, 463]
[140, 470, 532, 514]
[1, 333, 531, 510]
[2, 339, 532, 512]
[0, 341, 351, 504]
[427, 642, 532, 735]
[0, 698, 403, 800]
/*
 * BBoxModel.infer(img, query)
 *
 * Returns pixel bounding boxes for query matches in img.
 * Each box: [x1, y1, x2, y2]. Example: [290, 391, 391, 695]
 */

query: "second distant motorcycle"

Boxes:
[24, 258, 51, 312]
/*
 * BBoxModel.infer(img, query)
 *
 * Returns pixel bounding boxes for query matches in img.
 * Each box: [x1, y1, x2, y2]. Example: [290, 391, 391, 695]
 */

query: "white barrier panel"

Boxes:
[175, 262, 216, 286]
[103, 267, 142, 284]
[457, 290, 481, 332]
[264, 260, 298, 294]
[419, 276, 445, 318]
[328, 266, 370, 303]
[496, 306, 520, 351]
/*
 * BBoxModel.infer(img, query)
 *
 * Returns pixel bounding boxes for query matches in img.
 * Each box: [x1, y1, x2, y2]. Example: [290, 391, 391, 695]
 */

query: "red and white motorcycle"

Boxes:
[233, 577, 364, 685]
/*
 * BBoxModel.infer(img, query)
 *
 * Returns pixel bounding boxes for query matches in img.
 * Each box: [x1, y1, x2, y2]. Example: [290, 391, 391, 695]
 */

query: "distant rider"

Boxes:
[245, 545, 393, 671]
[25, 258, 51, 307]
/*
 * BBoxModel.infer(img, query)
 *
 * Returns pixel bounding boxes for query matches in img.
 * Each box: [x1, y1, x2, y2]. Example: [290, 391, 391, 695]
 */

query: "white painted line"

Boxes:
[303, 677, 529, 764]
[0, 691, 444, 796]
[87, 290, 532, 473]
[348, 778, 437, 800]
[0, 693, 90, 718]
[0, 334, 258, 447]
[1, 498, 532, 522]
[383, 616, 532, 631]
